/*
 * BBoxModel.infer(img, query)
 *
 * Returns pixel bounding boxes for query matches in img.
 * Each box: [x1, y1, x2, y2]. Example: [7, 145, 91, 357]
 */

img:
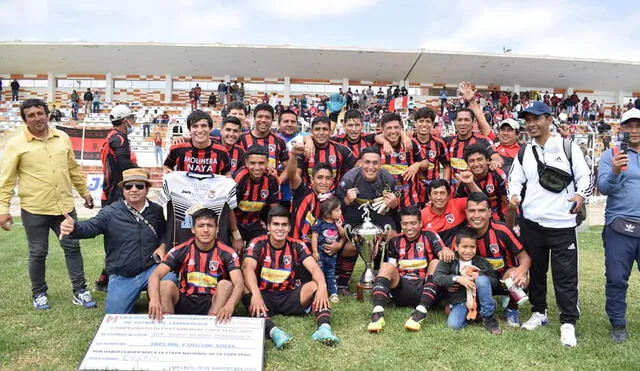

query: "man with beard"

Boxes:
[466, 192, 531, 328]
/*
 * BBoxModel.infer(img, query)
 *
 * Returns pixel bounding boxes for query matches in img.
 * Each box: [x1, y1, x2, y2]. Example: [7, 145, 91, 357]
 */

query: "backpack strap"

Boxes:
[517, 143, 528, 165]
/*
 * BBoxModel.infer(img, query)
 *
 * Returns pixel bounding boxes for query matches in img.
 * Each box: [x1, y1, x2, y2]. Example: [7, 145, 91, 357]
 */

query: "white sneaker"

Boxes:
[521, 311, 549, 330]
[560, 323, 577, 347]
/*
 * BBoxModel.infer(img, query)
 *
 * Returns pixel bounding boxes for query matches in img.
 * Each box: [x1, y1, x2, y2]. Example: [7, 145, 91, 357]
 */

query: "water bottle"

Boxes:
[502, 277, 529, 305]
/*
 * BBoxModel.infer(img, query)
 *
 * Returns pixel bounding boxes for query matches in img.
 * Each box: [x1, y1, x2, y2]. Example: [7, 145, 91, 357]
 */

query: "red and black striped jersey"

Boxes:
[238, 132, 289, 170]
[472, 220, 524, 277]
[212, 137, 246, 174]
[289, 184, 321, 243]
[372, 142, 424, 207]
[297, 140, 356, 189]
[163, 238, 240, 296]
[233, 168, 280, 226]
[412, 134, 449, 183]
[495, 142, 521, 174]
[243, 235, 312, 292]
[454, 168, 508, 221]
[330, 133, 376, 159]
[164, 140, 231, 175]
[100, 129, 137, 203]
[444, 134, 496, 176]
[421, 197, 468, 246]
[385, 230, 444, 280]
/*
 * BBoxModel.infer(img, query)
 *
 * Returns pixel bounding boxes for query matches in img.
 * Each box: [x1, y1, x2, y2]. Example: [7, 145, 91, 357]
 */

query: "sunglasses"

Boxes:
[124, 182, 146, 190]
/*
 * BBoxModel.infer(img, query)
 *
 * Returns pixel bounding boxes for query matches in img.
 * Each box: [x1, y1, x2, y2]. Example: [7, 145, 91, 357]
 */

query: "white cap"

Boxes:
[621, 108, 640, 125]
[499, 118, 520, 130]
[109, 105, 133, 122]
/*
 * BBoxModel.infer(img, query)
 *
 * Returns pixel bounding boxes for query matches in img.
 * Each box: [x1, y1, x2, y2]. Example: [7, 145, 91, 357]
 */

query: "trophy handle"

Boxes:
[344, 224, 354, 246]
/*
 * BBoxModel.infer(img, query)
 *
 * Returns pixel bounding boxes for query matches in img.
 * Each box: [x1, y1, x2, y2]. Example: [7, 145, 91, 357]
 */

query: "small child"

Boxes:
[311, 197, 344, 303]
[433, 227, 501, 334]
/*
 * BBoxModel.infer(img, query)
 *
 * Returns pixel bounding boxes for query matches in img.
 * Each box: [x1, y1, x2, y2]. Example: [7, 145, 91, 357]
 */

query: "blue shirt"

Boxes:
[311, 219, 340, 254]
[598, 147, 640, 224]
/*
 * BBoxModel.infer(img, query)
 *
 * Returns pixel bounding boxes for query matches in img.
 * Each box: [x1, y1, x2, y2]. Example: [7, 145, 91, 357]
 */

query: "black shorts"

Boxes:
[390, 277, 424, 307]
[175, 294, 213, 315]
[261, 286, 309, 316]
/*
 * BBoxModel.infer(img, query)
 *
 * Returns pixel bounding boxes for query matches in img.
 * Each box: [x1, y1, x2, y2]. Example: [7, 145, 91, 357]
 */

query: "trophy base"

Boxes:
[357, 282, 374, 302]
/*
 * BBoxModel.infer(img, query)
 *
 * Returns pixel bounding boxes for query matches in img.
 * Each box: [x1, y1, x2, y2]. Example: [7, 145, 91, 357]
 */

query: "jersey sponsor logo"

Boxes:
[239, 200, 266, 212]
[260, 267, 291, 283]
[486, 183, 495, 193]
[445, 213, 455, 224]
[187, 271, 218, 288]
[209, 260, 219, 271]
[489, 243, 500, 254]
[305, 212, 316, 227]
[183, 155, 218, 173]
[450, 157, 468, 170]
[398, 259, 427, 270]
[485, 257, 505, 271]
[416, 242, 424, 252]
[261, 189, 269, 199]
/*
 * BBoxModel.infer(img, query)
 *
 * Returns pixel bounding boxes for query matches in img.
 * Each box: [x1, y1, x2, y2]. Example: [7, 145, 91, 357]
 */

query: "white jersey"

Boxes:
[159, 171, 237, 247]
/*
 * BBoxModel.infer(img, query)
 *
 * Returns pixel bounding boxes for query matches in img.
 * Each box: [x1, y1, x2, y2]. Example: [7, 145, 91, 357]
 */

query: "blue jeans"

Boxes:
[106, 265, 177, 314]
[92, 101, 100, 113]
[154, 146, 163, 166]
[318, 253, 337, 295]
[447, 275, 495, 329]
[603, 224, 640, 327]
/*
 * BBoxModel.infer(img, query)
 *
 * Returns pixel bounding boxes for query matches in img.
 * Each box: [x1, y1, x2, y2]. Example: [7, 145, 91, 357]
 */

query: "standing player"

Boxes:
[367, 206, 453, 332]
[330, 109, 376, 159]
[242, 206, 339, 349]
[213, 115, 246, 175]
[275, 109, 299, 209]
[148, 208, 244, 321]
[412, 107, 450, 200]
[234, 145, 281, 244]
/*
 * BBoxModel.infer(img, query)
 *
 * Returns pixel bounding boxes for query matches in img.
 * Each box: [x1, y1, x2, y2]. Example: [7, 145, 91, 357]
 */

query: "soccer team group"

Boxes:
[4, 80, 625, 350]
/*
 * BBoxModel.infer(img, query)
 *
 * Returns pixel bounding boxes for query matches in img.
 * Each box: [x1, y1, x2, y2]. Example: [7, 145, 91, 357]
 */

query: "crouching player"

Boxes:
[147, 208, 244, 322]
[368, 206, 454, 333]
[433, 227, 502, 334]
[242, 205, 339, 349]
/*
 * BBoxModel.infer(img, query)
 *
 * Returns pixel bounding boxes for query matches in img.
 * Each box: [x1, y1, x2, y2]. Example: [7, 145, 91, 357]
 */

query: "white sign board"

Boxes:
[79, 314, 264, 371]
[86, 173, 104, 205]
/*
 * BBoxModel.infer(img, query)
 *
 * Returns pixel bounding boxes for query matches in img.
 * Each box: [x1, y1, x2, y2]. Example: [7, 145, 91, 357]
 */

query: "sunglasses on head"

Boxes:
[124, 182, 146, 190]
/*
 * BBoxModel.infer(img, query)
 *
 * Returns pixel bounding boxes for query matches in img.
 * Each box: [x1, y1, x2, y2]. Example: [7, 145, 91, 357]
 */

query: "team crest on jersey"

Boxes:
[486, 184, 495, 193]
[398, 152, 406, 161]
[445, 213, 455, 224]
[231, 159, 237, 168]
[489, 243, 500, 254]
[209, 261, 219, 271]
[416, 242, 424, 252]
[268, 144, 276, 153]
[328, 155, 336, 164]
[283, 255, 292, 266]
[428, 150, 436, 159]
[261, 190, 269, 199]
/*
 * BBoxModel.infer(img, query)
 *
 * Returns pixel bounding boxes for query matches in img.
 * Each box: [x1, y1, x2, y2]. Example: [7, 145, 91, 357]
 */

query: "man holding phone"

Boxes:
[598, 108, 640, 343]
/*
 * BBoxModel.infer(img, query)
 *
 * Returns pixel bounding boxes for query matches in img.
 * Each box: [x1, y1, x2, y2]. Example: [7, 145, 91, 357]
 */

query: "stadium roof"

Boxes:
[1, 42, 639, 91]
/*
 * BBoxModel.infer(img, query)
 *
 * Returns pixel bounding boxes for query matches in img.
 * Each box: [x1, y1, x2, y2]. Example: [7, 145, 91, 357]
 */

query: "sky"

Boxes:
[1, 0, 638, 61]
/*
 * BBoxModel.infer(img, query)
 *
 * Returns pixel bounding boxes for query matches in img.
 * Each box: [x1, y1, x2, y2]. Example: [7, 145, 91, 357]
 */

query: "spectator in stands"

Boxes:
[327, 92, 346, 133]
[217, 80, 227, 106]
[239, 82, 245, 102]
[598, 101, 606, 121]
[92, 91, 101, 113]
[49, 104, 63, 122]
[0, 79, 3, 100]
[635, 98, 640, 110]
[71, 90, 79, 106]
[153, 132, 163, 166]
[141, 109, 152, 138]
[160, 111, 169, 124]
[189, 88, 196, 110]
[194, 83, 202, 105]
[208, 92, 217, 107]
[627, 99, 634, 111]
[0, 98, 96, 310]
[71, 101, 79, 121]
[83, 88, 93, 115]
[10, 79, 19, 101]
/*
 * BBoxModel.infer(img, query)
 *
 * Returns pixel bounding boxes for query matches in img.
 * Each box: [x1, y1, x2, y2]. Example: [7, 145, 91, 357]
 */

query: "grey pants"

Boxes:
[21, 209, 87, 295]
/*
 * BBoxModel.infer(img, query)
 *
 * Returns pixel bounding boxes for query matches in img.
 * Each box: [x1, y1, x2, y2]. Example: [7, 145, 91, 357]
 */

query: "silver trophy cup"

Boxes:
[344, 206, 391, 301]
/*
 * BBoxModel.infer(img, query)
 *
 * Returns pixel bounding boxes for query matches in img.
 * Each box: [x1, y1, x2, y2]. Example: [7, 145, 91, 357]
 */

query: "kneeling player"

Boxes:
[242, 205, 339, 349]
[147, 208, 244, 322]
[368, 206, 454, 333]
[433, 227, 501, 334]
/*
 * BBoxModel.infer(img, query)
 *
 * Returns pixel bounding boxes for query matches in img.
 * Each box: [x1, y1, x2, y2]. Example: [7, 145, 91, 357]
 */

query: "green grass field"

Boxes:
[1, 222, 639, 370]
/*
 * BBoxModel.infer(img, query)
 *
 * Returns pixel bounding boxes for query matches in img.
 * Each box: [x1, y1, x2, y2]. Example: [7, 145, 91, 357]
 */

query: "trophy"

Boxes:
[344, 205, 391, 302]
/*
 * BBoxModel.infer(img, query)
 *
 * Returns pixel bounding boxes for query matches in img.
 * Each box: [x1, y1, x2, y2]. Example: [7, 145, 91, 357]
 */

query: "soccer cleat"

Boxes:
[560, 323, 577, 347]
[521, 311, 549, 330]
[312, 324, 340, 346]
[367, 312, 385, 333]
[330, 294, 340, 303]
[73, 289, 97, 309]
[404, 309, 428, 332]
[32, 292, 50, 310]
[483, 316, 502, 335]
[611, 327, 629, 343]
[270, 328, 292, 350]
[504, 308, 520, 328]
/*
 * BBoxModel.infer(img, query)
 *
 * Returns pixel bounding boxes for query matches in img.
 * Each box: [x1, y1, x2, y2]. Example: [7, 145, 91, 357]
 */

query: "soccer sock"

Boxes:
[418, 276, 438, 309]
[315, 308, 332, 327]
[336, 255, 357, 288]
[372, 277, 391, 310]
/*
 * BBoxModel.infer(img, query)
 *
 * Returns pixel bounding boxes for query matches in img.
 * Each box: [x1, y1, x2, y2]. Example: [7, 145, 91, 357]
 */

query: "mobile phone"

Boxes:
[617, 132, 630, 154]
[569, 201, 577, 214]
